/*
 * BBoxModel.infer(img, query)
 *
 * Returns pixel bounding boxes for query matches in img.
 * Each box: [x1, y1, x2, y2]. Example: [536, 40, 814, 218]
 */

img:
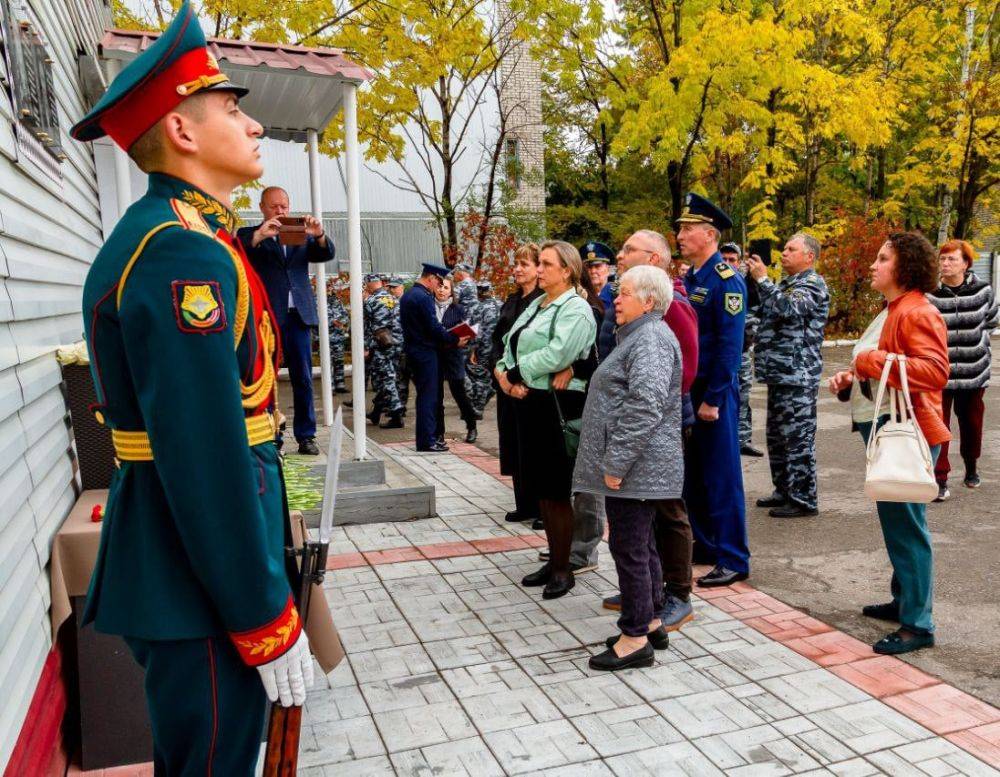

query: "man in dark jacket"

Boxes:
[927, 240, 999, 498]
[400, 264, 469, 451]
[236, 186, 334, 454]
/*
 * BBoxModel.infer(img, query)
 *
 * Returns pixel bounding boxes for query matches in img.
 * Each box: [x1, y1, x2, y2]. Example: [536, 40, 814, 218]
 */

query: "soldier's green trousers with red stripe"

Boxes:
[125, 635, 267, 776]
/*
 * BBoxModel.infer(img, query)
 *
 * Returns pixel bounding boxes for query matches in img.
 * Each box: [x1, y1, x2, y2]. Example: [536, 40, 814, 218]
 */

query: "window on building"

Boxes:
[505, 136, 520, 191]
[0, 0, 65, 179]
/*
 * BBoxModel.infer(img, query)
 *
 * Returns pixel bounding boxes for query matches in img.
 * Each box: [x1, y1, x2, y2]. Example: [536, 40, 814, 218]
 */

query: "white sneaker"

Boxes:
[538, 548, 550, 561]
[933, 485, 950, 502]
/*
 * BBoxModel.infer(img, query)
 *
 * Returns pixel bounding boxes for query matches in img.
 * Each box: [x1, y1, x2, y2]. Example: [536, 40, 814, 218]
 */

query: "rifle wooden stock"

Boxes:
[263, 704, 302, 777]
[262, 541, 321, 777]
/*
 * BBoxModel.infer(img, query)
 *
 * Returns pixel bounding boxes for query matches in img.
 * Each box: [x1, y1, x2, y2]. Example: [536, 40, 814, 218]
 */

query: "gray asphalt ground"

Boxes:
[311, 344, 1000, 708]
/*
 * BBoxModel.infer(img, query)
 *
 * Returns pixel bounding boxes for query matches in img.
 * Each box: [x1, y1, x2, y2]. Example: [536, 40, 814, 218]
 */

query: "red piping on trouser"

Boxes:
[206, 639, 218, 777]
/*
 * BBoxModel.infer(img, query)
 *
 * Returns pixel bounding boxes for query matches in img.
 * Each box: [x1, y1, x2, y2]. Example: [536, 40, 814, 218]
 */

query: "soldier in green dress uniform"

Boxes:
[69, 3, 312, 773]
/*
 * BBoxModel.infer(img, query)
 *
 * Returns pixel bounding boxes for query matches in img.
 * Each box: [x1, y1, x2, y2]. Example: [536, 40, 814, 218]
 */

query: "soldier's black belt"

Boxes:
[112, 413, 277, 461]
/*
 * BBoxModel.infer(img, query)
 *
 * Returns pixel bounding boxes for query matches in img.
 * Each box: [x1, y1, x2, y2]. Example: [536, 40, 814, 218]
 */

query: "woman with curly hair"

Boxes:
[833, 232, 950, 655]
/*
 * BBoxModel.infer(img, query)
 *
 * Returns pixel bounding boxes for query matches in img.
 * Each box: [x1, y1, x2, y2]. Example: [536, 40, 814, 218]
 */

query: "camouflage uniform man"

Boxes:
[363, 274, 404, 427]
[747, 234, 830, 518]
[386, 278, 409, 412]
[452, 262, 479, 315]
[721, 243, 764, 457]
[465, 280, 502, 415]
[327, 280, 350, 393]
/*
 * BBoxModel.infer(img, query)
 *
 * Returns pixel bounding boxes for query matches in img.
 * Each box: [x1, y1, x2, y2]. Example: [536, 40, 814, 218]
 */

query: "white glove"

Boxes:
[256, 630, 314, 707]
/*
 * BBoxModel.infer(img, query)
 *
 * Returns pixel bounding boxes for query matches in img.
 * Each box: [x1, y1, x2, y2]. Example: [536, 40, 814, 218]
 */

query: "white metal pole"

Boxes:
[344, 82, 366, 459]
[308, 129, 334, 429]
[108, 60, 131, 217]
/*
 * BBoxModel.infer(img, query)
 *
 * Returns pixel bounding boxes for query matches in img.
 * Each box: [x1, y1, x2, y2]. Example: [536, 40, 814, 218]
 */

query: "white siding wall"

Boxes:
[0, 0, 108, 769]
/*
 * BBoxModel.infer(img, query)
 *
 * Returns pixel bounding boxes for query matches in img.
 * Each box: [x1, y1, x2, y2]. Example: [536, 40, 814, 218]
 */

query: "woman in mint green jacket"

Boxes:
[495, 240, 598, 599]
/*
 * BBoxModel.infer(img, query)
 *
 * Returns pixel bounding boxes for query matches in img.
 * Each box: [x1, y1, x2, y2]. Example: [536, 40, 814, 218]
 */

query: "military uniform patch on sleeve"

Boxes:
[724, 292, 744, 316]
[172, 280, 227, 334]
[715, 262, 735, 279]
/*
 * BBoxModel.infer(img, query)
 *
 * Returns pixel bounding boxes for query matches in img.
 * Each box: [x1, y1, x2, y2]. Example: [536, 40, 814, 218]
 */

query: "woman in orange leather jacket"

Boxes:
[837, 232, 949, 655]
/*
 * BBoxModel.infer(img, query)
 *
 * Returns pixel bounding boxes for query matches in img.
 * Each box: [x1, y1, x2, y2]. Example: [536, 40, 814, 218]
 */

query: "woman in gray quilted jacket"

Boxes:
[573, 265, 685, 672]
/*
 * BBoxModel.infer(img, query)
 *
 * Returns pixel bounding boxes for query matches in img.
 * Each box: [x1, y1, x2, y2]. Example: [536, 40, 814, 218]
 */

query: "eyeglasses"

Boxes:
[621, 244, 655, 256]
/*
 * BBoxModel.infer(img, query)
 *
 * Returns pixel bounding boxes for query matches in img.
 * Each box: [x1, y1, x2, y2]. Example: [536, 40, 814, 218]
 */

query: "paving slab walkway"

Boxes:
[297, 441, 1000, 776]
[72, 440, 1000, 776]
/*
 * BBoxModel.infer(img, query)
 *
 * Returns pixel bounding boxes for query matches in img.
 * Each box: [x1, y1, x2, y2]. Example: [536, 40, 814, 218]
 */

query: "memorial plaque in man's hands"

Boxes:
[278, 216, 307, 246]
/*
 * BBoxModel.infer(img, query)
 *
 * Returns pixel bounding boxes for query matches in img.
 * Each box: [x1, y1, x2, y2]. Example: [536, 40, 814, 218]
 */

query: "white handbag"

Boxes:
[864, 353, 938, 503]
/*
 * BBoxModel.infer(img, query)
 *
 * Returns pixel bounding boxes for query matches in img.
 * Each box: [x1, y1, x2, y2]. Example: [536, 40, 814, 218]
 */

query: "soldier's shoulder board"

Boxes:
[169, 199, 215, 238]
[715, 262, 735, 280]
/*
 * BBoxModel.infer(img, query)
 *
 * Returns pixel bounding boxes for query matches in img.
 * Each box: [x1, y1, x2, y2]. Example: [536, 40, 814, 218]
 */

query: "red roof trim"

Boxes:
[100, 28, 372, 81]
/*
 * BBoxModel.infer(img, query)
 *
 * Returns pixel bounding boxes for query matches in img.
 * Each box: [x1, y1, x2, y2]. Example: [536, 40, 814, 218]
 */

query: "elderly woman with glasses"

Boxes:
[573, 265, 684, 671]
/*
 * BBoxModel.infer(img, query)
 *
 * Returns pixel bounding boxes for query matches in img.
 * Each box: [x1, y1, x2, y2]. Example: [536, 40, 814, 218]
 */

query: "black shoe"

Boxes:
[873, 629, 934, 655]
[964, 473, 981, 489]
[465, 427, 478, 443]
[697, 565, 748, 588]
[740, 444, 765, 457]
[379, 412, 404, 429]
[531, 518, 544, 530]
[334, 384, 349, 394]
[522, 564, 552, 587]
[768, 503, 819, 518]
[542, 573, 575, 599]
[756, 493, 788, 508]
[504, 511, 523, 523]
[589, 642, 655, 671]
[862, 602, 900, 622]
[606, 626, 669, 651]
[429, 442, 448, 452]
[366, 410, 382, 425]
[297, 438, 320, 456]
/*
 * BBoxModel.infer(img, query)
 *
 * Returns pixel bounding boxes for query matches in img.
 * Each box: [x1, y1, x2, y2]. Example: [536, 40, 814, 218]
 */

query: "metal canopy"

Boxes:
[100, 30, 370, 139]
[100, 28, 373, 457]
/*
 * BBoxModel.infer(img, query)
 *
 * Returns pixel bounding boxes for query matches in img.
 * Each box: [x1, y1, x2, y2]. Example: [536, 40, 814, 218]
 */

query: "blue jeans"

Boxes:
[857, 421, 940, 634]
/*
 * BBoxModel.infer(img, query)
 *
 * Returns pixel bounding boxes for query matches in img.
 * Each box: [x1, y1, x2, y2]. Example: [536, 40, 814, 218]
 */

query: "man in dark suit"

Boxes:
[237, 186, 334, 454]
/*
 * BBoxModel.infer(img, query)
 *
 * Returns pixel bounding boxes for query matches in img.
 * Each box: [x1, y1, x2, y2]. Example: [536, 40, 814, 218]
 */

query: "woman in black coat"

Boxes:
[435, 278, 479, 443]
[492, 244, 544, 524]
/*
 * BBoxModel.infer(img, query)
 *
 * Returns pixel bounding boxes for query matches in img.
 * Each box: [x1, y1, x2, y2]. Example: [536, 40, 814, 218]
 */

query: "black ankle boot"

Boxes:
[521, 564, 552, 587]
[542, 573, 575, 599]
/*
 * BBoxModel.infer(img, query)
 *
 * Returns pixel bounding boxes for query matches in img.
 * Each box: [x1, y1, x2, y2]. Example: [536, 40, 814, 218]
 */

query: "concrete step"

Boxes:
[295, 427, 435, 526]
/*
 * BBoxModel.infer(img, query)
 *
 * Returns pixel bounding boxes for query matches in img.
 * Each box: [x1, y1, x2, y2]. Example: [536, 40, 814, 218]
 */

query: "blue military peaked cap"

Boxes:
[70, 1, 247, 150]
[676, 193, 733, 232]
[421, 263, 450, 278]
[579, 241, 615, 265]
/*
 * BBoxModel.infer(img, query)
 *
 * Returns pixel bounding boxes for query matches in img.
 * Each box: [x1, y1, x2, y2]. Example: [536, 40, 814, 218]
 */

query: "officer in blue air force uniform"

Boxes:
[399, 263, 471, 452]
[679, 193, 751, 587]
[69, 3, 313, 773]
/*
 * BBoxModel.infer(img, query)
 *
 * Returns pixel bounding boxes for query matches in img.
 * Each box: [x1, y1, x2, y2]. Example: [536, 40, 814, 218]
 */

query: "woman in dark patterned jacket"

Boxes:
[926, 239, 999, 499]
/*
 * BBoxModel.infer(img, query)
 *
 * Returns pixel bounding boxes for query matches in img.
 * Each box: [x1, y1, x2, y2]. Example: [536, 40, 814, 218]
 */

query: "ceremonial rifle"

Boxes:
[263, 407, 344, 777]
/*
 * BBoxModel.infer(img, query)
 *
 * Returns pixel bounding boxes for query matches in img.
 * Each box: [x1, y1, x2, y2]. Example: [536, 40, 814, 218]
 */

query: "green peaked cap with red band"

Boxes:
[70, 1, 247, 150]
